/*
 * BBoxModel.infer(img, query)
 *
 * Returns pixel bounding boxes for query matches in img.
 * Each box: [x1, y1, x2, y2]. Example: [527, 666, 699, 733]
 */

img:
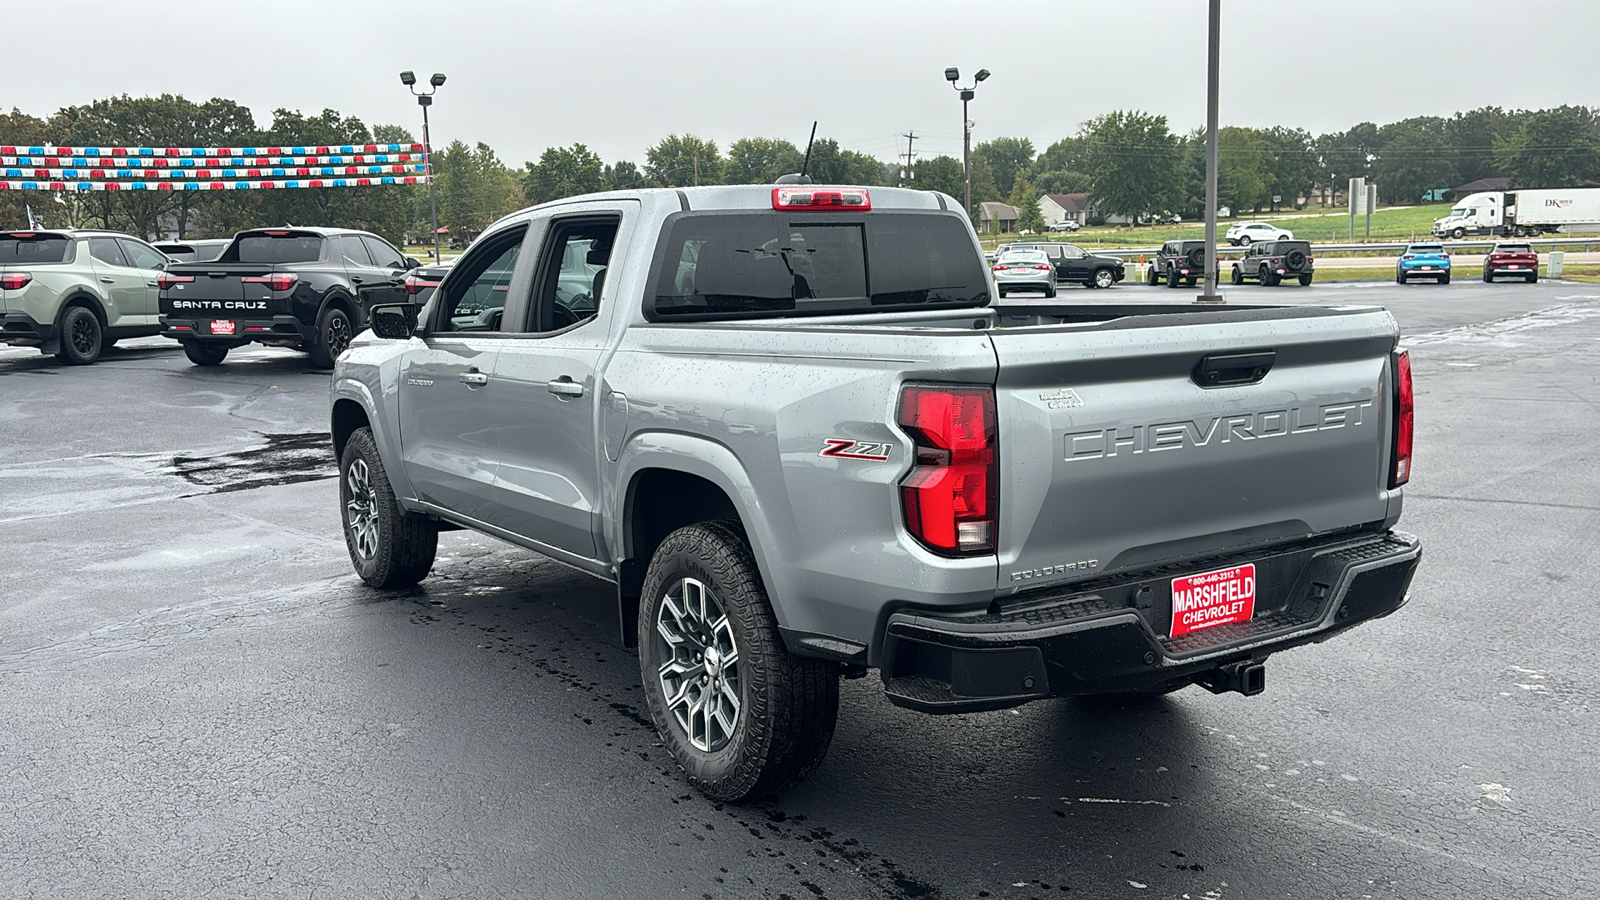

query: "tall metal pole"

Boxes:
[1199, 0, 1224, 303]
[962, 94, 972, 218]
[421, 99, 440, 264]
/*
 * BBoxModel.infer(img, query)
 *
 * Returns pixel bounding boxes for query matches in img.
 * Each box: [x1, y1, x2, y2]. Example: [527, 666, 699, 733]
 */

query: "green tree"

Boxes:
[913, 155, 965, 200]
[1374, 121, 1457, 203]
[433, 139, 522, 240]
[604, 160, 643, 191]
[1031, 136, 1088, 180]
[1262, 126, 1318, 210]
[1446, 107, 1521, 185]
[522, 143, 604, 205]
[1033, 169, 1090, 196]
[645, 134, 722, 187]
[0, 108, 60, 230]
[1083, 110, 1182, 222]
[974, 136, 1035, 197]
[1218, 126, 1269, 214]
[1009, 174, 1045, 232]
[803, 139, 887, 185]
[724, 137, 804, 184]
[1496, 106, 1600, 188]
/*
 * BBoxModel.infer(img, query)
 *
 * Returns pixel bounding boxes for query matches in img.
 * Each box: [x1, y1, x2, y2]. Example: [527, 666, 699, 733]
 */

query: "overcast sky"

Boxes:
[10, 0, 1600, 166]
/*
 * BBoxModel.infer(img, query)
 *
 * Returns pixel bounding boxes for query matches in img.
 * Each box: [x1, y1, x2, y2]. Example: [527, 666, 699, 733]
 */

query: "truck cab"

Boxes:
[1433, 192, 1504, 239]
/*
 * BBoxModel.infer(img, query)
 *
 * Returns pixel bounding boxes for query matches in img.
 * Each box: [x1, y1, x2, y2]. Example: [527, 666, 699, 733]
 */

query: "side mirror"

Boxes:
[369, 303, 419, 340]
[404, 256, 420, 270]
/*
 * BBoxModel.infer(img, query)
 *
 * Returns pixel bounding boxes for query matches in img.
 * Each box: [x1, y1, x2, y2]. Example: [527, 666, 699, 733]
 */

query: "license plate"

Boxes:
[1419, 266, 1434, 270]
[1170, 564, 1256, 637]
[210, 320, 236, 335]
[1506, 265, 1522, 270]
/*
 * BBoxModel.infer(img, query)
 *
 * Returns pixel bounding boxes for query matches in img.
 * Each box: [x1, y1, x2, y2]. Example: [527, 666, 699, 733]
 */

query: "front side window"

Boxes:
[118, 239, 167, 270]
[363, 236, 407, 269]
[436, 229, 524, 333]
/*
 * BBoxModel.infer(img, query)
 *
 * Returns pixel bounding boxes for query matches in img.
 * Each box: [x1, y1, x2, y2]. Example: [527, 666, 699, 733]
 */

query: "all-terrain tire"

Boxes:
[183, 341, 229, 366]
[1230, 266, 1244, 285]
[1147, 267, 1161, 286]
[1165, 268, 1181, 288]
[339, 427, 438, 588]
[310, 304, 355, 369]
[56, 306, 103, 365]
[639, 521, 840, 803]
[1298, 273, 1313, 286]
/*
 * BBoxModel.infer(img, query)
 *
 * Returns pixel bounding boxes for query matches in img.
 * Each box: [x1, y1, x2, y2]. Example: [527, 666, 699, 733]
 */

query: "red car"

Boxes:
[1482, 242, 1539, 283]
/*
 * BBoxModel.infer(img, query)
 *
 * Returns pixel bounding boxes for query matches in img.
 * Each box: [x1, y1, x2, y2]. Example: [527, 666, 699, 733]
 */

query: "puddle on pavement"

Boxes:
[166, 432, 337, 494]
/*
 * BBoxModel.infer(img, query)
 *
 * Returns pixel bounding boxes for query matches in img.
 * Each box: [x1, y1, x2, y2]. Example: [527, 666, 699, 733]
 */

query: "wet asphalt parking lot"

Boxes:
[2, 279, 1597, 899]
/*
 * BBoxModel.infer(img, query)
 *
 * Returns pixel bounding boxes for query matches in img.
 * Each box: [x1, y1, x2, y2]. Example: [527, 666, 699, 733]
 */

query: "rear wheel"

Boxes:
[1298, 273, 1313, 287]
[1044, 284, 1057, 298]
[1186, 276, 1198, 287]
[1439, 272, 1451, 285]
[1164, 268, 1181, 289]
[56, 306, 103, 365]
[182, 341, 229, 366]
[1528, 272, 1538, 283]
[310, 305, 354, 369]
[1483, 269, 1493, 283]
[339, 427, 438, 588]
[639, 521, 839, 802]
[1396, 271, 1408, 285]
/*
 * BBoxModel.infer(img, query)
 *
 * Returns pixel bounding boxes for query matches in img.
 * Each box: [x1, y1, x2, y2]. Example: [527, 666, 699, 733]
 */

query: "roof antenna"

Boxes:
[775, 121, 817, 185]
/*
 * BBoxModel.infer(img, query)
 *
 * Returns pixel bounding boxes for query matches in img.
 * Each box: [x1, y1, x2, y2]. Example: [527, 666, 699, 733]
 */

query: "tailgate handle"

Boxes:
[1194, 351, 1275, 387]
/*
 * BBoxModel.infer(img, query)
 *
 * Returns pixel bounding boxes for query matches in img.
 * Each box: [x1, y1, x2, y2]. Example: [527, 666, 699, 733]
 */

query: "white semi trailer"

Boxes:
[1432, 188, 1600, 239]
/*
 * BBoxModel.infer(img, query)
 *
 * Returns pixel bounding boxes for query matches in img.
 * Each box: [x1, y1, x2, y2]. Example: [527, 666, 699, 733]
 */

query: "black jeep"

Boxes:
[1230, 240, 1314, 287]
[1147, 240, 1208, 288]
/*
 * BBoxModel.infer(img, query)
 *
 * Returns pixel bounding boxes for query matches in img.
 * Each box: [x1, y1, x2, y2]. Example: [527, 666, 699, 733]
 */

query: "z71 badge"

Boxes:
[820, 438, 893, 461]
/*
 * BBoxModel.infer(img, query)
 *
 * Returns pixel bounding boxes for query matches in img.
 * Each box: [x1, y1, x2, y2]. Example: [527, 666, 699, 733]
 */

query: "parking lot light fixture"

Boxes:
[401, 70, 446, 263]
[945, 67, 989, 219]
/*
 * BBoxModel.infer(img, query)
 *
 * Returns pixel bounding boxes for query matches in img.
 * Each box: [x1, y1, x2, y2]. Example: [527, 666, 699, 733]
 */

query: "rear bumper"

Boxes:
[1485, 261, 1537, 273]
[1399, 261, 1451, 272]
[1, 312, 54, 345]
[880, 530, 1421, 713]
[161, 314, 312, 345]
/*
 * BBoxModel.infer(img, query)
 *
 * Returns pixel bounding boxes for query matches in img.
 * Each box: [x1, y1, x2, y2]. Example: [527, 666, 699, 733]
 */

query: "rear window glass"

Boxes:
[231, 234, 323, 264]
[158, 245, 197, 256]
[0, 236, 70, 264]
[1410, 244, 1444, 252]
[649, 212, 988, 320]
[1496, 243, 1533, 252]
[999, 251, 1047, 262]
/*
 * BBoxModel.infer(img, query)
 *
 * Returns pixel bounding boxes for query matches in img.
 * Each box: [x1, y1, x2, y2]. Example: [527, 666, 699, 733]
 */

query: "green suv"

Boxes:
[1, 229, 171, 364]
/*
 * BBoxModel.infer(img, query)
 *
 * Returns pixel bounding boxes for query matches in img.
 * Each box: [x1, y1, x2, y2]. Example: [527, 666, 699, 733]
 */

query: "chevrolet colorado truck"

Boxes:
[158, 226, 418, 367]
[330, 184, 1421, 801]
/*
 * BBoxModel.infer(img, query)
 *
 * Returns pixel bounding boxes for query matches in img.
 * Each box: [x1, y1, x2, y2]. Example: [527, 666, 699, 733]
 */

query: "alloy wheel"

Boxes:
[71, 316, 98, 355]
[345, 457, 379, 560]
[655, 576, 742, 753]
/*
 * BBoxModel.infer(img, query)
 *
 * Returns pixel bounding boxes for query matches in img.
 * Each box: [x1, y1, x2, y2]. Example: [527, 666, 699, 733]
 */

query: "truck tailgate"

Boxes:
[990, 306, 1399, 593]
[160, 263, 280, 317]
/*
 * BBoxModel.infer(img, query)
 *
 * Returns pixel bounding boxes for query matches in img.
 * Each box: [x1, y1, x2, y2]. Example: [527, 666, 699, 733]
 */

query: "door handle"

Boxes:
[100, 277, 114, 284]
[459, 371, 489, 387]
[351, 276, 365, 284]
[546, 378, 585, 397]
[146, 280, 159, 287]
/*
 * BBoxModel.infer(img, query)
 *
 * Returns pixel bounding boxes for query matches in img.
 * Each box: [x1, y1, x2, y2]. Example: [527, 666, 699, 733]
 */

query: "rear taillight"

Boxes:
[1031, 264, 1050, 271]
[242, 273, 299, 291]
[1402, 254, 1415, 260]
[772, 187, 871, 210]
[993, 265, 1007, 271]
[156, 273, 194, 290]
[404, 275, 440, 295]
[0, 272, 32, 290]
[898, 384, 997, 555]
[1391, 351, 1413, 488]
[1271, 257, 1281, 264]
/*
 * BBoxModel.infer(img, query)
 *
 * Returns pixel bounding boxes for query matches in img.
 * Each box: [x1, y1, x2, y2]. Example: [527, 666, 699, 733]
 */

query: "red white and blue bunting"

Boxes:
[0, 144, 429, 191]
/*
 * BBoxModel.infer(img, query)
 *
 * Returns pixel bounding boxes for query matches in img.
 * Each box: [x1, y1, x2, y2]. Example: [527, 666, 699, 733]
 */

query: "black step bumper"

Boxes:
[161, 314, 312, 346]
[881, 530, 1421, 713]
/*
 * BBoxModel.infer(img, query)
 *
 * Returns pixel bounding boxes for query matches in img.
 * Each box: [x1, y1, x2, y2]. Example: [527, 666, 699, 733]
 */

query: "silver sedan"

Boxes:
[992, 248, 1056, 298]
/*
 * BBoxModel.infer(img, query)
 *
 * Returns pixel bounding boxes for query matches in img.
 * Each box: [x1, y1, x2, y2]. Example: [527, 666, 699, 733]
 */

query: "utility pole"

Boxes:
[901, 131, 918, 186]
[1197, 0, 1224, 303]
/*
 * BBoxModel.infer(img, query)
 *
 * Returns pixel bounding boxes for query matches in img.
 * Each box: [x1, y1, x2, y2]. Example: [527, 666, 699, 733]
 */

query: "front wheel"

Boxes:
[639, 521, 840, 803]
[183, 341, 229, 366]
[1451, 228, 1466, 240]
[1092, 268, 1116, 289]
[339, 427, 438, 588]
[56, 306, 103, 365]
[310, 305, 354, 369]
[1230, 266, 1244, 285]
[1239, 236, 1253, 246]
[1146, 267, 1161, 286]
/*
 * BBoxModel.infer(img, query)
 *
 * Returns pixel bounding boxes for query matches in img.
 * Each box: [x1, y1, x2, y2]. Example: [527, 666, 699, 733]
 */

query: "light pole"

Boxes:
[1197, 0, 1224, 303]
[944, 67, 989, 219]
[400, 70, 446, 262]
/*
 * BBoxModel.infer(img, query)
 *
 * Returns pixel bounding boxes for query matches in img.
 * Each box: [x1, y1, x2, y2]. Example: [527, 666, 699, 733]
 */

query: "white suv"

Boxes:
[1226, 222, 1293, 245]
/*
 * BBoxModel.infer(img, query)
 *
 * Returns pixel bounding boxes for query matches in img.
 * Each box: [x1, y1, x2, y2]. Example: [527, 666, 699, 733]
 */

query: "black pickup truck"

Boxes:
[159, 227, 418, 367]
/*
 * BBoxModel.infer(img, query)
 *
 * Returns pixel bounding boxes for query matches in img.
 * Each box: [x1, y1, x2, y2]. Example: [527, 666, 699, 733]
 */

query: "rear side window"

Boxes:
[0, 235, 70, 264]
[649, 212, 988, 320]
[339, 235, 374, 266]
[88, 238, 129, 267]
[232, 234, 324, 264]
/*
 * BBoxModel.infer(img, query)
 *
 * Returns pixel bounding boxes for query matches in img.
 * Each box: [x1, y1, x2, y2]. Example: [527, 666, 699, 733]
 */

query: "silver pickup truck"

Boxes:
[330, 184, 1420, 801]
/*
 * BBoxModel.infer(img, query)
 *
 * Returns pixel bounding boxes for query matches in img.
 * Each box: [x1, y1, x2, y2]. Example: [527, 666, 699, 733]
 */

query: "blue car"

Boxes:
[1396, 243, 1451, 284]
